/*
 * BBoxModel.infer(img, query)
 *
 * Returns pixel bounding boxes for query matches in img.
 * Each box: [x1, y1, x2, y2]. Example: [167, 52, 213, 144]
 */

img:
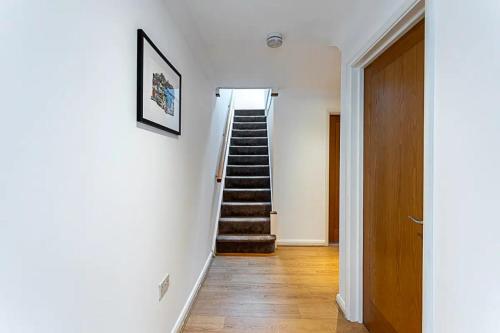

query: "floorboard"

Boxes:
[182, 246, 368, 333]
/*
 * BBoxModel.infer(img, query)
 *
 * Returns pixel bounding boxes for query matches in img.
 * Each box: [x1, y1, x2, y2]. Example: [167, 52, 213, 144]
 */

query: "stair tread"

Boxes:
[217, 234, 276, 242]
[233, 127, 267, 131]
[233, 120, 267, 124]
[229, 154, 269, 157]
[219, 217, 270, 222]
[224, 188, 270, 191]
[222, 201, 271, 205]
[230, 145, 268, 148]
[225, 176, 270, 178]
[227, 165, 269, 167]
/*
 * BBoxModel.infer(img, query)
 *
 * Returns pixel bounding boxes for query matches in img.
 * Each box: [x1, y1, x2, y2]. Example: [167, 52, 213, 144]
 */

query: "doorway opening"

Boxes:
[329, 114, 341, 244]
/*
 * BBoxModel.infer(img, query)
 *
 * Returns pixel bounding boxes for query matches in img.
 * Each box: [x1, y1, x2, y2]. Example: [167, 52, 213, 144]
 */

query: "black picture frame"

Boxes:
[137, 29, 182, 135]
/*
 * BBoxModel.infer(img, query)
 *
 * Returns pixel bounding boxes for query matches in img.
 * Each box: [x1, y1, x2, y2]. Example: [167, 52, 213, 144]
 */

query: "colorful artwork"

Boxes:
[151, 73, 175, 116]
[137, 29, 182, 135]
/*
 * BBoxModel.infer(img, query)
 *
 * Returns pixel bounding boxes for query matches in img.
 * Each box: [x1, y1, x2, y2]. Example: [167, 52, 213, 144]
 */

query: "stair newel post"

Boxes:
[270, 211, 278, 249]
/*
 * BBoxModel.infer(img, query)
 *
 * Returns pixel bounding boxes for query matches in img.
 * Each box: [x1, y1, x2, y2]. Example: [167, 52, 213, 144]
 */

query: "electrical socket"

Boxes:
[159, 274, 170, 301]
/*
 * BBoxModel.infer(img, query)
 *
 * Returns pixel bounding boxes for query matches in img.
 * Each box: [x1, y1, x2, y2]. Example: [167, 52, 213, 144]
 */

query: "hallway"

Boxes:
[183, 247, 368, 332]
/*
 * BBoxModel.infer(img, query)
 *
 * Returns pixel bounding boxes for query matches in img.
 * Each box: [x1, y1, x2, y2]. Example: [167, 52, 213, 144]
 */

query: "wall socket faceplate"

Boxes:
[159, 274, 170, 301]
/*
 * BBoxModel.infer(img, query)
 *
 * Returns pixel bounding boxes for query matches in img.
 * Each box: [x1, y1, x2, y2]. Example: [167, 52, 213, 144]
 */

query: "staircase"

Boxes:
[216, 109, 276, 254]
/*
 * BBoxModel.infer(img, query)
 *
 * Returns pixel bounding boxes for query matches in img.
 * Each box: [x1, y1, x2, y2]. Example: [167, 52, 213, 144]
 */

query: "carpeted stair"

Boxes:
[216, 109, 276, 254]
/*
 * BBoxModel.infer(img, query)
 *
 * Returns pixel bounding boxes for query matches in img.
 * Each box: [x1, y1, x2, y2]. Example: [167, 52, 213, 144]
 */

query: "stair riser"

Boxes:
[228, 155, 269, 165]
[219, 221, 270, 234]
[227, 166, 269, 177]
[233, 122, 267, 130]
[232, 130, 268, 138]
[235, 109, 265, 116]
[229, 146, 268, 155]
[216, 241, 275, 254]
[223, 190, 271, 202]
[221, 204, 271, 217]
[231, 138, 268, 146]
[225, 177, 270, 189]
[234, 116, 266, 123]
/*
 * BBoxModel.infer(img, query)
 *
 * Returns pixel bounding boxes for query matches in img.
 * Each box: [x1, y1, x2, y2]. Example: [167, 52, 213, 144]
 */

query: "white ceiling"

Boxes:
[181, 0, 408, 49]
[176, 0, 343, 96]
[184, 0, 341, 46]
[173, 0, 407, 96]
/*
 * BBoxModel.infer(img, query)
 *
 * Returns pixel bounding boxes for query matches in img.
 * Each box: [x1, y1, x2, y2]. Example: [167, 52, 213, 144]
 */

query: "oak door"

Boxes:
[363, 20, 424, 333]
[329, 114, 340, 243]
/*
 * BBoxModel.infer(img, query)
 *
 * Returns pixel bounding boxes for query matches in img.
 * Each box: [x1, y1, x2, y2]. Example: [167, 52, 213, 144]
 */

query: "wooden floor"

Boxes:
[182, 246, 368, 333]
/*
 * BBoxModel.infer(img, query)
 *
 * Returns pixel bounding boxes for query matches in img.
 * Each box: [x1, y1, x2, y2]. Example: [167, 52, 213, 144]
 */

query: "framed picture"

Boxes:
[137, 29, 181, 135]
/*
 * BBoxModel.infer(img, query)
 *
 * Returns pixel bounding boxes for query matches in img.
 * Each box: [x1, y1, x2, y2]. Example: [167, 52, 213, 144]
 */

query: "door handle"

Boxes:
[408, 216, 423, 225]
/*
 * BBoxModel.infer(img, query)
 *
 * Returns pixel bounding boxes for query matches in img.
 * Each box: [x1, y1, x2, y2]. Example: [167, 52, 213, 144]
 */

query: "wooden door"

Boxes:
[329, 115, 340, 243]
[363, 20, 424, 333]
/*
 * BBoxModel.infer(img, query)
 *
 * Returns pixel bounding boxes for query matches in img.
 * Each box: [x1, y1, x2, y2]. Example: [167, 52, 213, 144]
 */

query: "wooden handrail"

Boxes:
[216, 92, 235, 182]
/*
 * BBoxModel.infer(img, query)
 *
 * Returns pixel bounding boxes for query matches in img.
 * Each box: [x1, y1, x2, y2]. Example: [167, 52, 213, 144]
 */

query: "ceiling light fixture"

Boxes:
[266, 33, 283, 48]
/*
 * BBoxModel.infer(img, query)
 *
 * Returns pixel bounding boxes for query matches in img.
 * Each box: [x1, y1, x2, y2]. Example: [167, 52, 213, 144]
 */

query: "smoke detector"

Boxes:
[266, 33, 283, 48]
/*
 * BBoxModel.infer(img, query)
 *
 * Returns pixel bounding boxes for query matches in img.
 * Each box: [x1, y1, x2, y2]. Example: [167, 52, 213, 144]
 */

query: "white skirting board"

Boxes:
[277, 239, 328, 246]
[336, 293, 348, 317]
[171, 252, 213, 333]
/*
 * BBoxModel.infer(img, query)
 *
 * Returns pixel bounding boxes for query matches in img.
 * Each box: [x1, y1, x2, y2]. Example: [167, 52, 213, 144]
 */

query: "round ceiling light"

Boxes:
[266, 33, 283, 48]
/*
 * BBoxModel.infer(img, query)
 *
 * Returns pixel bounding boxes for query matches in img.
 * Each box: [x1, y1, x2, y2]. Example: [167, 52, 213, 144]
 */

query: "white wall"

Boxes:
[427, 0, 500, 331]
[207, 89, 233, 254]
[0, 1, 228, 332]
[272, 89, 336, 244]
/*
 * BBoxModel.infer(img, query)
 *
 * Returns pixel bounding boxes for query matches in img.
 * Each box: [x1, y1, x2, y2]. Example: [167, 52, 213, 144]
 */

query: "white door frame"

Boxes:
[338, 0, 433, 331]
